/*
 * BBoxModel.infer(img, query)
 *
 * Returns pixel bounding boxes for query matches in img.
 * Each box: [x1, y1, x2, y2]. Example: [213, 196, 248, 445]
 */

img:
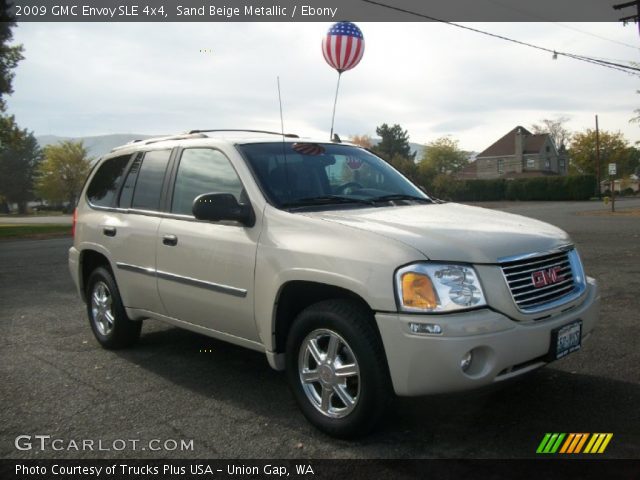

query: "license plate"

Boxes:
[550, 320, 582, 360]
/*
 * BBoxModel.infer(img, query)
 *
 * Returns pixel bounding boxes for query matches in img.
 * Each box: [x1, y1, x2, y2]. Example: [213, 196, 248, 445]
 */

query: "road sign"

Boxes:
[608, 163, 617, 176]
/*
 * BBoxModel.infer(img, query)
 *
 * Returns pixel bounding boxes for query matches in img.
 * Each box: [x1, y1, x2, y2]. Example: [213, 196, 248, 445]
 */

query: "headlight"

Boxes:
[396, 263, 487, 312]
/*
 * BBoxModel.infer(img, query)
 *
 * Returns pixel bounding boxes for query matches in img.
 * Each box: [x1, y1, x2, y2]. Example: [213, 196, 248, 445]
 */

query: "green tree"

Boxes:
[0, 1, 25, 112]
[569, 129, 637, 179]
[373, 124, 416, 161]
[418, 136, 467, 180]
[36, 140, 92, 206]
[531, 116, 571, 149]
[0, 115, 42, 213]
[388, 153, 418, 181]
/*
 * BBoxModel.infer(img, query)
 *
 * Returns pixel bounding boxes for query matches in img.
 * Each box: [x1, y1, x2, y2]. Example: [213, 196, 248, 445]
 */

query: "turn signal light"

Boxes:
[401, 272, 438, 309]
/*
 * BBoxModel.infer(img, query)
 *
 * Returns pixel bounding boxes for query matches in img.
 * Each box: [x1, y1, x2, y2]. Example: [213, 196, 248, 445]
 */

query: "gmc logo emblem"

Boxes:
[531, 267, 565, 288]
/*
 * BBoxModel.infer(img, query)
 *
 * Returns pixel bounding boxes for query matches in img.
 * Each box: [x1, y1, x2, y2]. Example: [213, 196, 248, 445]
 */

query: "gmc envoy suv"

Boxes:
[69, 130, 599, 437]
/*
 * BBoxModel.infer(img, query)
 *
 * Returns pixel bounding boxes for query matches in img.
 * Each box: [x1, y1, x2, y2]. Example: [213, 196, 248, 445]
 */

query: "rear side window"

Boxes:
[130, 150, 171, 211]
[171, 148, 244, 216]
[86, 154, 131, 207]
[118, 154, 142, 208]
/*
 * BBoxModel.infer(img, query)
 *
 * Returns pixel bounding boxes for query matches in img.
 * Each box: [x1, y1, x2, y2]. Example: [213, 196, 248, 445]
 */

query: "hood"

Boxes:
[302, 203, 571, 264]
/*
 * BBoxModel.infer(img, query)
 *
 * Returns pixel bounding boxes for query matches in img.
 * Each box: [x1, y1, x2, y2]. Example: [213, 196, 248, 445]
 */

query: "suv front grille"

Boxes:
[500, 248, 582, 313]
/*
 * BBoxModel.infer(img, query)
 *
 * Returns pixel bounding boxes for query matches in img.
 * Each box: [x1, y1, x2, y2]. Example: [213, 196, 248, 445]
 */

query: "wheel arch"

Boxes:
[272, 280, 378, 359]
[79, 248, 114, 302]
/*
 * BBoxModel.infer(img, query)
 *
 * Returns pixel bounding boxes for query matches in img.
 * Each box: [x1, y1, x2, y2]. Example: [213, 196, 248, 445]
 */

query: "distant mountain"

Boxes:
[36, 134, 155, 160]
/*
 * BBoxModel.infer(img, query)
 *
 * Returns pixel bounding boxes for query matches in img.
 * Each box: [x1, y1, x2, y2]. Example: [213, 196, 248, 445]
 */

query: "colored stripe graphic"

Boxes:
[537, 433, 613, 454]
[536, 433, 565, 454]
[584, 433, 614, 454]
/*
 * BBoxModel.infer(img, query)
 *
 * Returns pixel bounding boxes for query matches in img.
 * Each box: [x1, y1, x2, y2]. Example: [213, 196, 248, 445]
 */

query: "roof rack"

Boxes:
[111, 132, 207, 152]
[188, 129, 299, 138]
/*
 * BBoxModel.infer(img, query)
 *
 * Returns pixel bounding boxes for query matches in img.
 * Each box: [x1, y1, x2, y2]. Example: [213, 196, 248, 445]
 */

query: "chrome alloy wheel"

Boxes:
[298, 329, 361, 419]
[91, 281, 114, 336]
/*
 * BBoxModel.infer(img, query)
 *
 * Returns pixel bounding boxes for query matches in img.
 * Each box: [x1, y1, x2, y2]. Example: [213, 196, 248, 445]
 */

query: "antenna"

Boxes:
[277, 76, 285, 139]
[276, 76, 290, 196]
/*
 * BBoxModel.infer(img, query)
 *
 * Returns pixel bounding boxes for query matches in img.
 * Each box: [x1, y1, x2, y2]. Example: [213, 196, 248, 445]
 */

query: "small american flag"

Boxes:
[292, 143, 325, 156]
[322, 22, 365, 73]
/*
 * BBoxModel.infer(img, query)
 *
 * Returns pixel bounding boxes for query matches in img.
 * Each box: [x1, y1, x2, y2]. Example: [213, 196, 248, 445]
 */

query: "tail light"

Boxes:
[72, 208, 77, 238]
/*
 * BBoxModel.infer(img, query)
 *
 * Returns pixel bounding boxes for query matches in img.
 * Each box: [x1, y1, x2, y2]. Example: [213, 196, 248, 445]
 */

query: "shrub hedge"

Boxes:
[427, 175, 596, 202]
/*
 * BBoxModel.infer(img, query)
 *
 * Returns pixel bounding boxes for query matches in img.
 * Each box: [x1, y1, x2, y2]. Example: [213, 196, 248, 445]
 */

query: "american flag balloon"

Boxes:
[322, 22, 365, 73]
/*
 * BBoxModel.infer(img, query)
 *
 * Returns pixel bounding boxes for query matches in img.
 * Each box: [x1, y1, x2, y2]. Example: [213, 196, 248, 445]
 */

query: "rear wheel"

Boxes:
[86, 267, 141, 349]
[286, 299, 392, 438]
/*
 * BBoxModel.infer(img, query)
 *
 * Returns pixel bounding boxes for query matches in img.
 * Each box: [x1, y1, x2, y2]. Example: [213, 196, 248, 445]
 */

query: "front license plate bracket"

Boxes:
[548, 320, 582, 361]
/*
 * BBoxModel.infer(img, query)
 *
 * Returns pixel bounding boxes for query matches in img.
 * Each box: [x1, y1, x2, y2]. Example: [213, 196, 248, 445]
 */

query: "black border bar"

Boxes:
[3, 459, 640, 480]
[7, 0, 624, 22]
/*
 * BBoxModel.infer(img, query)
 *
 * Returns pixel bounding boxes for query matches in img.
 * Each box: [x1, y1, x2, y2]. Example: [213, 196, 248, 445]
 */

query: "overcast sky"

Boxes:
[7, 21, 640, 152]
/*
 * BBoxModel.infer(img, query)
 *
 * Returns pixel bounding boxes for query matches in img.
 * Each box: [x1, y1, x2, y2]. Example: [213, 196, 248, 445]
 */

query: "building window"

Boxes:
[497, 159, 504, 174]
[559, 159, 565, 171]
[545, 159, 551, 170]
[546, 146, 550, 153]
[527, 158, 535, 169]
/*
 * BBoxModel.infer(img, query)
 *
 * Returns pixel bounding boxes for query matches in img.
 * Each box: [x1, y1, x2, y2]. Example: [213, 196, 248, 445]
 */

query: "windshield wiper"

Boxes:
[282, 195, 375, 209]
[371, 194, 433, 204]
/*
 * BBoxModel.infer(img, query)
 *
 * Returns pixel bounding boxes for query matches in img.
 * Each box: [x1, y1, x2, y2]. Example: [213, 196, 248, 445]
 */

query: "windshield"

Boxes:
[238, 142, 431, 210]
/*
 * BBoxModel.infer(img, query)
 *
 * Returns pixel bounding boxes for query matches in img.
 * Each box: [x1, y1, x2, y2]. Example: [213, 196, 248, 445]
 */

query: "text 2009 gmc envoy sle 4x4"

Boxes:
[69, 130, 599, 437]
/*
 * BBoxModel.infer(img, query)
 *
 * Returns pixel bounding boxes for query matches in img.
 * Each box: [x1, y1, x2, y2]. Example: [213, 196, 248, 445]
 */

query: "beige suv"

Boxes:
[69, 130, 599, 437]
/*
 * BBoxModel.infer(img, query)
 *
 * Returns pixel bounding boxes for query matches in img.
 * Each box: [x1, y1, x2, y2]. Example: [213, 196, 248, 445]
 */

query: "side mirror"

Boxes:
[192, 193, 255, 227]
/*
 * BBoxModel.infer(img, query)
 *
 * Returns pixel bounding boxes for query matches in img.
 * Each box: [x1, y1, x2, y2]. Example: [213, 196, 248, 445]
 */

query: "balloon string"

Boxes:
[329, 72, 342, 141]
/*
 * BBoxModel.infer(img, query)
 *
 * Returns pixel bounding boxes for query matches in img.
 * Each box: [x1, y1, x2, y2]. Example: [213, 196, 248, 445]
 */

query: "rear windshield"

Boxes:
[238, 143, 430, 210]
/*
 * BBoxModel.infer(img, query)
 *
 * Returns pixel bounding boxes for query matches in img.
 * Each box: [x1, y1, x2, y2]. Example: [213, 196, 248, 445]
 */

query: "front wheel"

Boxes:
[86, 266, 141, 349]
[286, 299, 392, 438]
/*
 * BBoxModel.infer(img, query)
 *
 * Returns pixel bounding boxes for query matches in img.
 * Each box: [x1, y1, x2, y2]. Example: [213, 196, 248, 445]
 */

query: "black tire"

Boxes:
[285, 299, 393, 438]
[85, 266, 142, 349]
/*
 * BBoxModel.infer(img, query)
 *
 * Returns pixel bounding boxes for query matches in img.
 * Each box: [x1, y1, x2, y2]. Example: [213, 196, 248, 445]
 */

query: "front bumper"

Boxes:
[375, 277, 599, 396]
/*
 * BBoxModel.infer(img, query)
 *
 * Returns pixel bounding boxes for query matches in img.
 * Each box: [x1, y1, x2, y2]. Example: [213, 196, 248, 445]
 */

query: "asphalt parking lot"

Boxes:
[1, 199, 639, 459]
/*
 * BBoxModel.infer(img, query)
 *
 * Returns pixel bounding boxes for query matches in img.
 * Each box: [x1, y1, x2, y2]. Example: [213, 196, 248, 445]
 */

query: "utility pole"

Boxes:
[595, 115, 601, 197]
[596, 115, 602, 197]
[614, 1, 640, 36]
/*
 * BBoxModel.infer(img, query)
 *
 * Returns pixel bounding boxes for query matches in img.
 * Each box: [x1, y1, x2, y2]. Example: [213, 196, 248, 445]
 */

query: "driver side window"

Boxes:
[171, 148, 244, 216]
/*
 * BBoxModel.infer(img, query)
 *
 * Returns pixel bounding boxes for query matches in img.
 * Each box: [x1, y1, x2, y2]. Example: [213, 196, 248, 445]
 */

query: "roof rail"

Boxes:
[111, 132, 207, 152]
[188, 129, 299, 138]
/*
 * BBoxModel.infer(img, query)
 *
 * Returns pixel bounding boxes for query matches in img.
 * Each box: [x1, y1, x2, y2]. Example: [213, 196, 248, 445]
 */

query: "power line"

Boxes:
[552, 22, 640, 51]
[482, 0, 640, 50]
[361, 0, 640, 77]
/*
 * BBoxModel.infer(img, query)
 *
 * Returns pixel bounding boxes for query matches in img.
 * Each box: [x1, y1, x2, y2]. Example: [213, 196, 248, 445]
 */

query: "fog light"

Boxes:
[461, 351, 473, 372]
[409, 322, 442, 335]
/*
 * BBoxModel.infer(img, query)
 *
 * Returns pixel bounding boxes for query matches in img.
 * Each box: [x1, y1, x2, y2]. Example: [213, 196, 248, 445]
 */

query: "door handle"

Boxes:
[162, 234, 178, 246]
[103, 226, 117, 237]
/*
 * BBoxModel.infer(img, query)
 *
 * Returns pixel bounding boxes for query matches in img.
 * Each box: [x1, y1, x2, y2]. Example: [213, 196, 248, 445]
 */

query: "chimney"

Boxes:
[515, 127, 524, 170]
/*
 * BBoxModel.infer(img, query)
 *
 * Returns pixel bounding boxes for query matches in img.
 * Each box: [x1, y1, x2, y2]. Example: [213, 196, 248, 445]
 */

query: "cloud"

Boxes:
[7, 21, 640, 150]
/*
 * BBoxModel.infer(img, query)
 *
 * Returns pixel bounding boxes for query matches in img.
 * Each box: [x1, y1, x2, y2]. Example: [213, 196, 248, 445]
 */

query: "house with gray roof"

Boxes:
[457, 126, 568, 180]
